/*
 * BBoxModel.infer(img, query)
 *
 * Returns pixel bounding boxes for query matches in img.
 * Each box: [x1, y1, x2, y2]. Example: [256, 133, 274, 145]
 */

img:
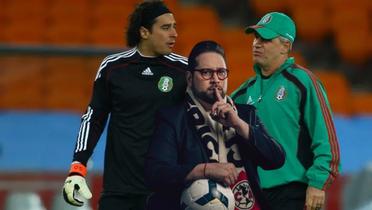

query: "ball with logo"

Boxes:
[180, 179, 235, 210]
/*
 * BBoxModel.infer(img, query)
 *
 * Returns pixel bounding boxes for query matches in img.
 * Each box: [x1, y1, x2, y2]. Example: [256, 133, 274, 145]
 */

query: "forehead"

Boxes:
[153, 13, 176, 26]
[195, 52, 226, 68]
[254, 32, 281, 43]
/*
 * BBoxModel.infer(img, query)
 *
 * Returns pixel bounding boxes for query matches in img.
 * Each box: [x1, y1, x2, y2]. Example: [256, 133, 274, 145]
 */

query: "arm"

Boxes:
[211, 90, 285, 170]
[303, 79, 341, 190]
[71, 70, 110, 166]
[236, 105, 285, 170]
[145, 110, 196, 192]
[302, 77, 341, 210]
[63, 61, 111, 206]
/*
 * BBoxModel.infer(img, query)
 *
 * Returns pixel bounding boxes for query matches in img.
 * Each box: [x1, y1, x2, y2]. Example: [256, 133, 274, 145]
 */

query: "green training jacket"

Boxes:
[231, 57, 341, 190]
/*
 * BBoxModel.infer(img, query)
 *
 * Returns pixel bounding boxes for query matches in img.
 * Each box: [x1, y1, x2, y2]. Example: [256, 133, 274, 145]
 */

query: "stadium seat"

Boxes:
[175, 26, 223, 57]
[220, 28, 252, 53]
[225, 50, 254, 94]
[4, 191, 46, 210]
[329, 1, 369, 64]
[44, 56, 92, 91]
[89, 4, 131, 47]
[352, 93, 372, 114]
[0, 0, 47, 44]
[94, 0, 138, 8]
[175, 6, 222, 56]
[249, 0, 289, 16]
[176, 6, 221, 33]
[290, 51, 307, 67]
[46, 25, 90, 45]
[46, 0, 91, 45]
[0, 76, 45, 110]
[314, 70, 353, 115]
[334, 28, 369, 65]
[291, 5, 331, 42]
[43, 57, 91, 111]
[0, 56, 45, 109]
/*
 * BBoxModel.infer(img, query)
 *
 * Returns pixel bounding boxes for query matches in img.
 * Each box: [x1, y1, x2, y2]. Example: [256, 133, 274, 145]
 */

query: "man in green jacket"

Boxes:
[232, 12, 341, 210]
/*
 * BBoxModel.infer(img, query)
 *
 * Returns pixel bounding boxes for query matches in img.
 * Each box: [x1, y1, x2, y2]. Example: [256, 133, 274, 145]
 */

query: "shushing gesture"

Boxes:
[210, 88, 250, 138]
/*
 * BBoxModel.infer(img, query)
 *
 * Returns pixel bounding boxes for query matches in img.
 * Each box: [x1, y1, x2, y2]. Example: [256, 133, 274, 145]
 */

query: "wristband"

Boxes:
[203, 163, 207, 178]
[69, 162, 87, 177]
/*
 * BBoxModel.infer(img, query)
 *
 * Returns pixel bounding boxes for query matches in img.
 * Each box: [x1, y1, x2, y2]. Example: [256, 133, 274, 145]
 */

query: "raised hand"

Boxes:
[210, 88, 240, 128]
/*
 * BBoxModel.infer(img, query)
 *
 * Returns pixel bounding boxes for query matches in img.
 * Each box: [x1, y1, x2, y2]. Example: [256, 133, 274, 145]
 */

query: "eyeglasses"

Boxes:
[193, 68, 229, 80]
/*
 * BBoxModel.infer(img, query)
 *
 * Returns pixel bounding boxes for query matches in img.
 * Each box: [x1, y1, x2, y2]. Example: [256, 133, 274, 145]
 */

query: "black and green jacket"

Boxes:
[231, 57, 341, 190]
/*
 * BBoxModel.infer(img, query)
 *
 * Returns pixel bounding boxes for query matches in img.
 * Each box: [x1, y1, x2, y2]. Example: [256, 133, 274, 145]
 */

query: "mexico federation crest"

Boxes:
[232, 180, 255, 209]
[261, 14, 272, 24]
[276, 86, 287, 101]
[158, 76, 173, 92]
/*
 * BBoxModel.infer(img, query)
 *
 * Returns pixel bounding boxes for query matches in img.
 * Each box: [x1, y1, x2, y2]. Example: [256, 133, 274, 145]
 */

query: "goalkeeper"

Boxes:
[62, 1, 188, 210]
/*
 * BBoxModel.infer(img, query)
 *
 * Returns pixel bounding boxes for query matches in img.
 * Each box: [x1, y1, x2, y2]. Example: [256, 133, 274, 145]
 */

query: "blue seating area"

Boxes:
[0, 111, 371, 174]
[0, 111, 106, 172]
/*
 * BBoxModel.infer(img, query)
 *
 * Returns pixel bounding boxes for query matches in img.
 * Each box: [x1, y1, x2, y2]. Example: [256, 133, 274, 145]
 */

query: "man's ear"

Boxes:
[281, 41, 291, 54]
[139, 26, 150, 39]
[186, 71, 193, 87]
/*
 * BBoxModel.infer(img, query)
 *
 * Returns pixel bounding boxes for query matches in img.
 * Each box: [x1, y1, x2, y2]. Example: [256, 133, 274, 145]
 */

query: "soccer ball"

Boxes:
[180, 179, 235, 210]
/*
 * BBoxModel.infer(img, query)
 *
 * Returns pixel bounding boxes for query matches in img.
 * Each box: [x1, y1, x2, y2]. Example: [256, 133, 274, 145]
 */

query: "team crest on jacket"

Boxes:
[158, 76, 173, 92]
[275, 86, 287, 101]
[233, 180, 255, 209]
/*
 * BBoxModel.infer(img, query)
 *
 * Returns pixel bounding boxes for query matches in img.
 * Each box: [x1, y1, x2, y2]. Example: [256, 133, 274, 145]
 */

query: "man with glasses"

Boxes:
[144, 40, 285, 210]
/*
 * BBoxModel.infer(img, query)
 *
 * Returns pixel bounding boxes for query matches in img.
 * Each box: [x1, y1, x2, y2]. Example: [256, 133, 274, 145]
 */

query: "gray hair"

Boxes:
[279, 36, 292, 53]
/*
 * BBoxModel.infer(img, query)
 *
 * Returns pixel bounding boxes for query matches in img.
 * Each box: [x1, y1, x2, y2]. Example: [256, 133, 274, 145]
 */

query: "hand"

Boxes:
[210, 88, 241, 128]
[305, 186, 325, 210]
[210, 88, 250, 138]
[63, 175, 92, 206]
[205, 162, 238, 187]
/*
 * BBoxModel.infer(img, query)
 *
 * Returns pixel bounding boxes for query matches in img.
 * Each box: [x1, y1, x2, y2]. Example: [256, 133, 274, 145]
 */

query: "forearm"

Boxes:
[72, 107, 108, 165]
[232, 118, 250, 140]
[185, 163, 205, 182]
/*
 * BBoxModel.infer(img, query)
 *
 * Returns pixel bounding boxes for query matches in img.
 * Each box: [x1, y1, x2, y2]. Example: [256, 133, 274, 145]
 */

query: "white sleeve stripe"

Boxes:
[168, 54, 188, 63]
[101, 47, 136, 67]
[75, 107, 90, 153]
[78, 122, 87, 152]
[83, 122, 90, 151]
[167, 53, 188, 62]
[164, 55, 188, 65]
[75, 106, 93, 153]
[75, 123, 84, 153]
[95, 48, 137, 81]
[170, 53, 188, 61]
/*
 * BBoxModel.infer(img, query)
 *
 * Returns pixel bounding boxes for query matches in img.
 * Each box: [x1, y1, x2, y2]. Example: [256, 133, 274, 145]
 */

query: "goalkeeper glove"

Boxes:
[62, 162, 92, 207]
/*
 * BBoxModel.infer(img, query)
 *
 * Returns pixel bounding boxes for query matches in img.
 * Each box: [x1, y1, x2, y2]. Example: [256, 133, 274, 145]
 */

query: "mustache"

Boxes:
[208, 85, 223, 90]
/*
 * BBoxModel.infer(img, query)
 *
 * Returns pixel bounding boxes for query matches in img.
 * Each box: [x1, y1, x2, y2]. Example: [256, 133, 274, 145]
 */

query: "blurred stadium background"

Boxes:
[0, 0, 371, 209]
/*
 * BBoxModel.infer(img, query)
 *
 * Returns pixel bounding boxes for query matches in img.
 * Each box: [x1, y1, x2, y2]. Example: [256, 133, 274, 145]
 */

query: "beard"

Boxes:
[191, 85, 226, 104]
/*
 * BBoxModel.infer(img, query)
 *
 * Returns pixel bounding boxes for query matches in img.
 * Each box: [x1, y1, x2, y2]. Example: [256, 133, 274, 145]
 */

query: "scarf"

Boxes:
[185, 88, 261, 210]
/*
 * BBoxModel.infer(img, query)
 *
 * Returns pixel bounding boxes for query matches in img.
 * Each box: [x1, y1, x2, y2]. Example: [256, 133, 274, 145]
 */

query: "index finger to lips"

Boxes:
[214, 88, 223, 102]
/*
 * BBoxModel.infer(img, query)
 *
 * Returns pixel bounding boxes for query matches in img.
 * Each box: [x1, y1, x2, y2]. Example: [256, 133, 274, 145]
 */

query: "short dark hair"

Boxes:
[126, 1, 170, 47]
[188, 40, 226, 71]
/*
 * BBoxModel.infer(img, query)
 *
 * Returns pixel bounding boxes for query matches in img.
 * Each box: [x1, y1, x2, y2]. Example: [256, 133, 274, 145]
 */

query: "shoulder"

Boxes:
[94, 47, 138, 80]
[161, 53, 188, 72]
[283, 64, 319, 89]
[101, 47, 138, 68]
[231, 76, 257, 100]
